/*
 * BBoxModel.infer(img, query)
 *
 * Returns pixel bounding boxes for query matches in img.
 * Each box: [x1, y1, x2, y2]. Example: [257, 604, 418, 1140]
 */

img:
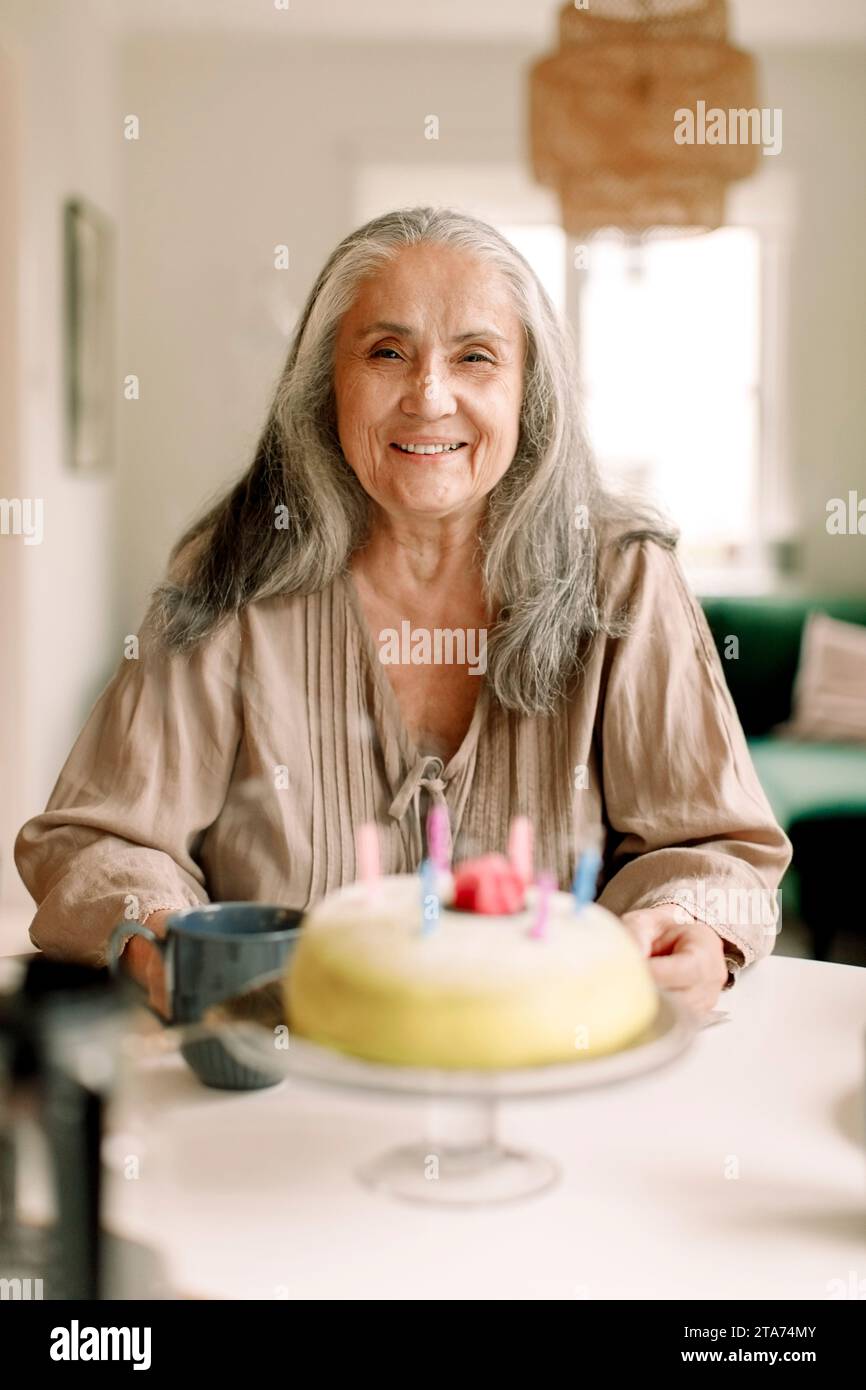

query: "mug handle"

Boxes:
[108, 921, 170, 1015]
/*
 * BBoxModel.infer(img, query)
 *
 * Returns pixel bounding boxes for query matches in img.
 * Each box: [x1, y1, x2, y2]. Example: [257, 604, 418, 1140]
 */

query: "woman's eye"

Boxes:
[370, 348, 494, 366]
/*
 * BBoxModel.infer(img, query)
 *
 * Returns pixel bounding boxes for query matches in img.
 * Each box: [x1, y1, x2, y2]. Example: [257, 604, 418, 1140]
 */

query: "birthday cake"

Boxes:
[285, 851, 659, 1070]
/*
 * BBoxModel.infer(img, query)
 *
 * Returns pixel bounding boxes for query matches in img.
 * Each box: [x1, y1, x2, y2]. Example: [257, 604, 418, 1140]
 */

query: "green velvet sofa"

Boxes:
[700, 595, 866, 960]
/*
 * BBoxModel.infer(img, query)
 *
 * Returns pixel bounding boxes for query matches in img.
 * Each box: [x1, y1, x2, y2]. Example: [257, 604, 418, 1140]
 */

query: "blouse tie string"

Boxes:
[388, 753, 449, 863]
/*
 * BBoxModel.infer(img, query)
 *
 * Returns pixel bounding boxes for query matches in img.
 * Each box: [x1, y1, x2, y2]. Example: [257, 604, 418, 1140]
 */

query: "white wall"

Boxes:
[0, 0, 120, 933]
[0, 35, 24, 918]
[759, 48, 866, 592]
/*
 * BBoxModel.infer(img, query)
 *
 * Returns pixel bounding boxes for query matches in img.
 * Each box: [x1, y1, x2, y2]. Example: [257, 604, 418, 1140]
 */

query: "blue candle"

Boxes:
[419, 857, 440, 936]
[571, 847, 601, 914]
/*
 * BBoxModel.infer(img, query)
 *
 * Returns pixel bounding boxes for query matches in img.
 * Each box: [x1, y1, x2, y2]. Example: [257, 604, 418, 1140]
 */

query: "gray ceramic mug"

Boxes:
[108, 903, 303, 1090]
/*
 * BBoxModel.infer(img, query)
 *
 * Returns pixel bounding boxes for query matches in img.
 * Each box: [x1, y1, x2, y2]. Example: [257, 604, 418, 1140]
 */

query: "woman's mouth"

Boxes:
[389, 441, 467, 456]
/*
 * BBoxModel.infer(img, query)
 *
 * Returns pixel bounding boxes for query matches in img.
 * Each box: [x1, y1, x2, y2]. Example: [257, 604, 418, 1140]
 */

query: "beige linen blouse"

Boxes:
[14, 533, 792, 975]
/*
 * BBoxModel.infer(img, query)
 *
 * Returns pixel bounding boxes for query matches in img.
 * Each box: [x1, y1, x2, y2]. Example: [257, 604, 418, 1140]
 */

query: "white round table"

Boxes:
[104, 955, 866, 1301]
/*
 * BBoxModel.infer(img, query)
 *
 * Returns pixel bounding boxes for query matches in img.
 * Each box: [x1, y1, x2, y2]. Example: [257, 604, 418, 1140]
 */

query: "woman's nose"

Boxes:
[400, 368, 457, 418]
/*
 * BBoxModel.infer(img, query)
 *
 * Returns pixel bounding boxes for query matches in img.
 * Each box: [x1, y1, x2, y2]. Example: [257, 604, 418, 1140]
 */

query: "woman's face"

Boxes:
[333, 243, 525, 524]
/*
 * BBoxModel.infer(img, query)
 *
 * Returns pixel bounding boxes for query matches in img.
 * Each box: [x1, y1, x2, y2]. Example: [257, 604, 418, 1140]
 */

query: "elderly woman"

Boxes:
[15, 207, 791, 1018]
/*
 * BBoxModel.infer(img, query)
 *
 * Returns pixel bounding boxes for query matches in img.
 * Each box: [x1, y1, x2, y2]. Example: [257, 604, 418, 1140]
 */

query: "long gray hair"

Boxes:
[145, 206, 677, 715]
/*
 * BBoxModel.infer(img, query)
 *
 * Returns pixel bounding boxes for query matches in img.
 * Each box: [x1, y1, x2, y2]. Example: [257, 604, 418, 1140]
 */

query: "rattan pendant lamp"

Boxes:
[529, 0, 762, 236]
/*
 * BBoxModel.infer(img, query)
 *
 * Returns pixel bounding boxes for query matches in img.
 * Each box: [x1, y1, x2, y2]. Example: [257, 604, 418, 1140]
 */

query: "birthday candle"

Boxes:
[571, 850, 601, 912]
[426, 803, 451, 871]
[572, 825, 603, 913]
[356, 822, 380, 888]
[507, 815, 534, 886]
[419, 857, 440, 936]
[529, 870, 555, 941]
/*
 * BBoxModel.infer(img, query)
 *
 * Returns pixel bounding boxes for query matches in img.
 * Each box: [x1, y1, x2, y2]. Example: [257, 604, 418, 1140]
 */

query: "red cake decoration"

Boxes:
[451, 853, 526, 914]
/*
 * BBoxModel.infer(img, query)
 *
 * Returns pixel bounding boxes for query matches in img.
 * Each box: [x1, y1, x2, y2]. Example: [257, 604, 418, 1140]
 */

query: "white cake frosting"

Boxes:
[286, 873, 659, 1070]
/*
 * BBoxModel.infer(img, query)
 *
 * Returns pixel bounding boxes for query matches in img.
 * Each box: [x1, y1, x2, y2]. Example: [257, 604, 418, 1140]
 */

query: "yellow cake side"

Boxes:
[286, 895, 659, 1069]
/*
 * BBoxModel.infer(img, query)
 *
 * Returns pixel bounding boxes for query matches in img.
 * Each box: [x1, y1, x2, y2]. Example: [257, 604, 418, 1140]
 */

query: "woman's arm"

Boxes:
[13, 612, 243, 968]
[593, 537, 793, 976]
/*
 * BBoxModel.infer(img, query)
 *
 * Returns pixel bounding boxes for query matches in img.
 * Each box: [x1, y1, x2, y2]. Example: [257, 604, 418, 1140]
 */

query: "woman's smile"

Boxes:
[389, 440, 468, 456]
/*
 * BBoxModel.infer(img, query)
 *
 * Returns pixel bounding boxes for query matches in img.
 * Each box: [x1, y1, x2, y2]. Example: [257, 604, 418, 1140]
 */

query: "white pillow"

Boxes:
[779, 612, 866, 743]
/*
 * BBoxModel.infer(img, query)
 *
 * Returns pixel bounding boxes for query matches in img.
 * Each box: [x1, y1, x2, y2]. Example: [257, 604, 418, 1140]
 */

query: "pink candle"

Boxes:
[426, 803, 451, 871]
[529, 870, 555, 941]
[356, 822, 380, 887]
[507, 816, 534, 886]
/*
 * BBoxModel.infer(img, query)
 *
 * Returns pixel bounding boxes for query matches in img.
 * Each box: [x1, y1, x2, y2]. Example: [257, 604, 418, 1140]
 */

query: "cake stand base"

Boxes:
[356, 1096, 560, 1206]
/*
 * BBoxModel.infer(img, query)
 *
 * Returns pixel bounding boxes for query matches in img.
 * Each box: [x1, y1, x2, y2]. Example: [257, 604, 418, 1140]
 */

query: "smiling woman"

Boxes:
[14, 206, 791, 1021]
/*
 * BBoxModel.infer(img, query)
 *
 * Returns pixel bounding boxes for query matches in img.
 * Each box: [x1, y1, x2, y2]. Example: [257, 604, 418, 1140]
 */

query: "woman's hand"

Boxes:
[120, 911, 172, 1020]
[619, 906, 728, 1015]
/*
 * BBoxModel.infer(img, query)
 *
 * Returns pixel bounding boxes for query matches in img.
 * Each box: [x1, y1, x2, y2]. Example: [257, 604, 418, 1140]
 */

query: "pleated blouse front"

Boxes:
[14, 536, 793, 971]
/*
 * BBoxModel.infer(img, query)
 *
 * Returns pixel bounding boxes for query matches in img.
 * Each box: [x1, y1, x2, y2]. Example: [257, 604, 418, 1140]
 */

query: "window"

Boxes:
[578, 228, 763, 579]
[503, 221, 788, 591]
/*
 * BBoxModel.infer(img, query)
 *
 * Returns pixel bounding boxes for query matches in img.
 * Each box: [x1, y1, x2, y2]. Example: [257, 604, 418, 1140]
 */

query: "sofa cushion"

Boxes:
[779, 612, 866, 742]
[748, 736, 866, 828]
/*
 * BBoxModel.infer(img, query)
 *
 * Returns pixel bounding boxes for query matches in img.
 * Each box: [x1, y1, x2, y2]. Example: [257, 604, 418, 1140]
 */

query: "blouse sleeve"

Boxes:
[593, 537, 793, 970]
[13, 613, 243, 968]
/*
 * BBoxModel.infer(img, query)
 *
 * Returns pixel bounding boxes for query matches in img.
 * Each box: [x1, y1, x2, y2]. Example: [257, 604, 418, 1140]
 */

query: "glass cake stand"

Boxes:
[168, 983, 698, 1207]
